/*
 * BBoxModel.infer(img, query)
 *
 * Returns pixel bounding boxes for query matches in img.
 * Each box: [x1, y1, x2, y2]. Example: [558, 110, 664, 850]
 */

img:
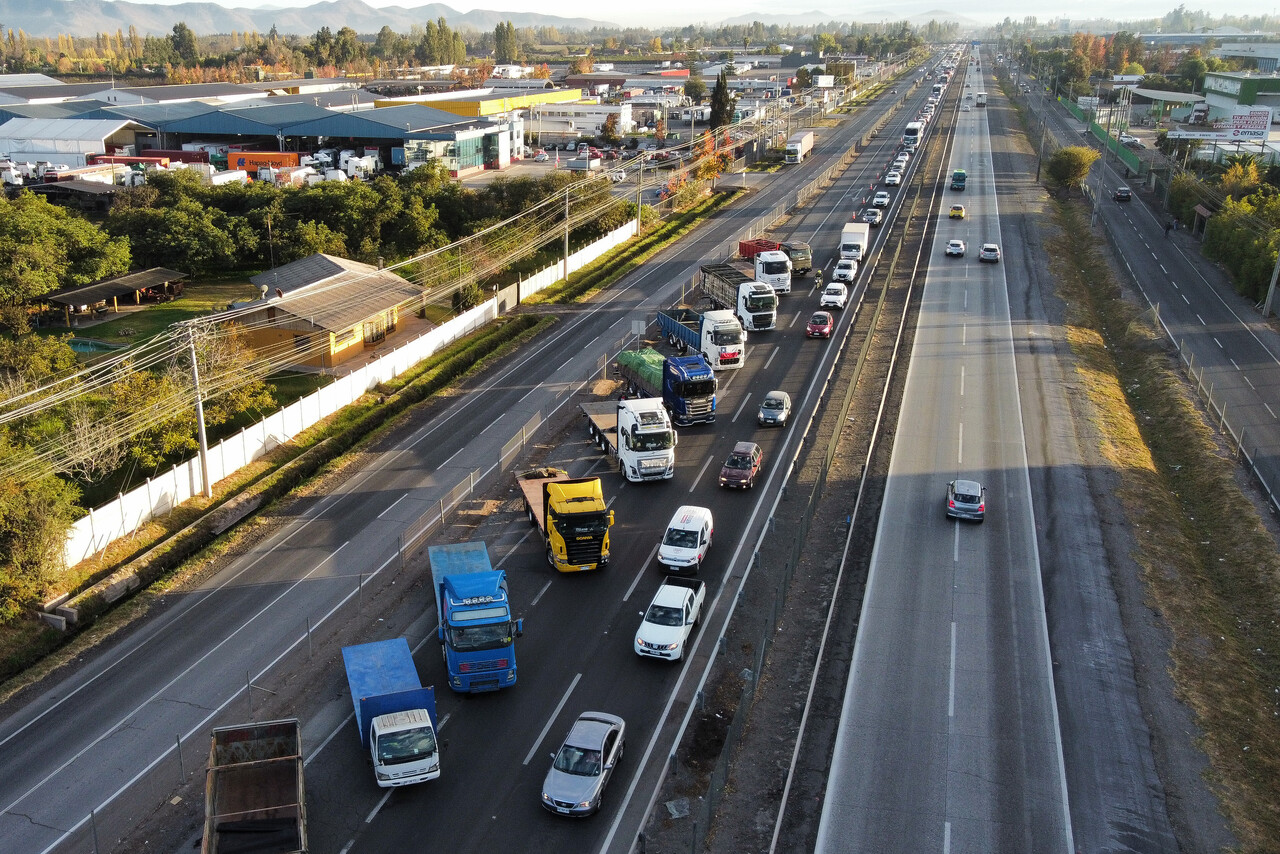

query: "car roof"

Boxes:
[764, 390, 789, 403]
[732, 441, 759, 455]
[952, 479, 983, 493]
[566, 712, 623, 747]
[948, 238, 964, 245]
[668, 505, 712, 527]
[982, 243, 998, 250]
[811, 310, 832, 320]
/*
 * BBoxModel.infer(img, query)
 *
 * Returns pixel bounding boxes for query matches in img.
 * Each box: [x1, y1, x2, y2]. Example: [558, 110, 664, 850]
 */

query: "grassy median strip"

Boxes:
[1050, 200, 1280, 852]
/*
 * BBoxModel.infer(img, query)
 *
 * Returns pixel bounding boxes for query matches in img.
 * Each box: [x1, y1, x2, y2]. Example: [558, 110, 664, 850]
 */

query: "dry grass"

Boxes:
[1049, 200, 1280, 852]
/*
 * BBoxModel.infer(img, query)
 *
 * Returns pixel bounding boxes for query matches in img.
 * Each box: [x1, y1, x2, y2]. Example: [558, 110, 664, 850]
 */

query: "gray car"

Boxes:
[946, 479, 986, 522]
[541, 712, 626, 816]
[757, 390, 791, 426]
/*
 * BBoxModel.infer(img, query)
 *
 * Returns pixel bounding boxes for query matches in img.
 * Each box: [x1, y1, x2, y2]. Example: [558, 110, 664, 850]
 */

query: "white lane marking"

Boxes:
[944, 820, 952, 854]
[1159, 265, 1168, 274]
[624, 542, 662, 602]
[962, 324, 967, 346]
[492, 529, 533, 570]
[1213, 337, 1223, 349]
[957, 422, 964, 465]
[1231, 359, 1240, 371]
[1181, 294, 1190, 304]
[1245, 376, 1256, 390]
[365, 787, 394, 824]
[557, 358, 573, 371]
[519, 387, 536, 402]
[1197, 314, 1206, 325]
[732, 392, 753, 421]
[440, 447, 462, 468]
[948, 622, 957, 719]
[764, 347, 779, 370]
[378, 493, 408, 519]
[790, 311, 802, 327]
[523, 673, 583, 765]
[1266, 403, 1277, 419]
[690, 454, 716, 492]
[530, 579, 553, 608]
[959, 365, 965, 397]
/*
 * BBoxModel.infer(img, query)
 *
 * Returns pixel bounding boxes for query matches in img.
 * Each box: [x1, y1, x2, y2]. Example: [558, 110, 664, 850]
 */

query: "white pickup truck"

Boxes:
[634, 578, 706, 661]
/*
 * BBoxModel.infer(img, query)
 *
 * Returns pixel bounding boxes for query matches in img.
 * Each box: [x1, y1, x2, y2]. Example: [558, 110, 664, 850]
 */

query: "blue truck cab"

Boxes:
[342, 639, 440, 787]
[665, 355, 717, 424]
[429, 542, 523, 693]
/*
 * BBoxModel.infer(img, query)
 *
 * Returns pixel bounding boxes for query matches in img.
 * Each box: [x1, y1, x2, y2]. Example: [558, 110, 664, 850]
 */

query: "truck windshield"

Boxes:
[645, 604, 684, 626]
[376, 726, 437, 766]
[556, 510, 610, 537]
[712, 328, 744, 346]
[447, 622, 513, 651]
[789, 248, 811, 263]
[761, 260, 789, 276]
[678, 379, 717, 398]
[745, 293, 777, 311]
[632, 429, 675, 451]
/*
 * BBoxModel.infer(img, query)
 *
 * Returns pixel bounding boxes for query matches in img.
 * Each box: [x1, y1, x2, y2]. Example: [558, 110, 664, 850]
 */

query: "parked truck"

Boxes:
[839, 222, 872, 262]
[785, 131, 815, 164]
[634, 577, 707, 661]
[201, 719, 306, 854]
[581, 398, 677, 481]
[951, 168, 967, 190]
[739, 238, 813, 278]
[342, 639, 441, 788]
[428, 542, 523, 693]
[700, 263, 777, 331]
[518, 468, 613, 572]
[657, 307, 745, 370]
[616, 348, 717, 426]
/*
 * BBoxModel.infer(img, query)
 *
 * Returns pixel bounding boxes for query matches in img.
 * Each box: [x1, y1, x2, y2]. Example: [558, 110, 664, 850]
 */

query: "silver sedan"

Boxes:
[541, 712, 626, 816]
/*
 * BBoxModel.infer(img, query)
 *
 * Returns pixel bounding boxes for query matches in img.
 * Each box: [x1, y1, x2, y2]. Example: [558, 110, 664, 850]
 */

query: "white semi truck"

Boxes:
[580, 397, 677, 481]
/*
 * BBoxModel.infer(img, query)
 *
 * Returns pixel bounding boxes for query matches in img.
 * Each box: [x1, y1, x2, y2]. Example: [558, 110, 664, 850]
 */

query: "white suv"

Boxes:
[657, 506, 714, 572]
[822, 283, 849, 310]
[872, 191, 891, 207]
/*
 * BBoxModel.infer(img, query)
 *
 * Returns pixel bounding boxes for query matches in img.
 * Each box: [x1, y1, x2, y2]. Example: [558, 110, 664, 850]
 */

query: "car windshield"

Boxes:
[376, 725, 437, 766]
[554, 745, 602, 777]
[762, 398, 784, 410]
[725, 453, 752, 469]
[645, 604, 684, 626]
[810, 315, 828, 325]
[826, 287, 842, 294]
[664, 527, 698, 548]
[446, 621, 513, 652]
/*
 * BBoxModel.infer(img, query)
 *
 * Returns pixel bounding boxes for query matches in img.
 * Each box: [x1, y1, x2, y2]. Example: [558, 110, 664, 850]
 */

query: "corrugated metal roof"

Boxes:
[0, 82, 113, 102]
[111, 82, 266, 102]
[0, 116, 143, 142]
[0, 73, 63, 87]
[0, 102, 102, 124]
[44, 268, 187, 305]
[250, 254, 425, 333]
[27, 180, 120, 197]
[158, 101, 333, 135]
[90, 102, 223, 126]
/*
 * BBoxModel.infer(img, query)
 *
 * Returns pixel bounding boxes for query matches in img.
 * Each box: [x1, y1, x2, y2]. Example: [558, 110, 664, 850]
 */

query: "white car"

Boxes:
[961, 103, 971, 111]
[885, 170, 902, 186]
[657, 506, 714, 572]
[607, 169, 626, 183]
[872, 191, 891, 207]
[945, 239, 966, 257]
[821, 282, 849, 309]
[832, 260, 857, 283]
[533, 150, 550, 162]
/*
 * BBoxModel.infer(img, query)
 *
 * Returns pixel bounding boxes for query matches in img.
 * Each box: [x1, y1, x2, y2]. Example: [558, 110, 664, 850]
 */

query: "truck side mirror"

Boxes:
[608, 510, 615, 525]
[673, 432, 679, 447]
[514, 618, 524, 638]
[437, 625, 444, 642]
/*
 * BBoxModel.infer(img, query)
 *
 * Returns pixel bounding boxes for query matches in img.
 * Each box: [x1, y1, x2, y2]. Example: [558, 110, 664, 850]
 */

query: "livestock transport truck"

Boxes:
[616, 348, 716, 426]
[518, 468, 613, 572]
[201, 719, 306, 854]
[580, 397, 677, 481]
[657, 308, 745, 371]
[699, 263, 777, 331]
[429, 541, 523, 693]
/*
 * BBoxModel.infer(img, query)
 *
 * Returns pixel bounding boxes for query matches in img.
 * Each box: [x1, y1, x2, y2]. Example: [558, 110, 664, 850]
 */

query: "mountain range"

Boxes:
[0, 0, 613, 38]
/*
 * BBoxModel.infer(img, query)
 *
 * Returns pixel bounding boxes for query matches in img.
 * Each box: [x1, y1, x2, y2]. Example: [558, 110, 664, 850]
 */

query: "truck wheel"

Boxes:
[546, 546, 555, 567]
[527, 504, 536, 525]
[667, 332, 678, 348]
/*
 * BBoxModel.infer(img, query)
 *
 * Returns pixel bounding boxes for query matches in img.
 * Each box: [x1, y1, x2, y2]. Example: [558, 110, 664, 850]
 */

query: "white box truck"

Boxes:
[840, 222, 871, 262]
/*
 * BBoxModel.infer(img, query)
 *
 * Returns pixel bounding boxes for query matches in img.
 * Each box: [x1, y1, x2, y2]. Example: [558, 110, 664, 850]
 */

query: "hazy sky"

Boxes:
[163, 0, 1239, 29]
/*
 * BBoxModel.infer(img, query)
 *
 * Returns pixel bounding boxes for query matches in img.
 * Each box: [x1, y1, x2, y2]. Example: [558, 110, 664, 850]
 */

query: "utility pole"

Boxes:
[187, 325, 213, 499]
[563, 187, 570, 282]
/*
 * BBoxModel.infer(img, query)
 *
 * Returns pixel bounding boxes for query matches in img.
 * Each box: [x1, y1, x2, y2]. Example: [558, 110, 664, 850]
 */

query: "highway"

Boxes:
[0, 65, 928, 854]
[814, 52, 1075, 853]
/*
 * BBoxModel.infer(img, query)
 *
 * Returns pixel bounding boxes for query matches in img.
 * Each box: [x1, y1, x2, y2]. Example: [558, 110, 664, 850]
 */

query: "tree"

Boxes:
[170, 22, 198, 66]
[709, 68, 735, 130]
[0, 467, 80, 623]
[1179, 54, 1209, 91]
[1045, 146, 1099, 195]
[795, 67, 813, 89]
[600, 113, 621, 146]
[570, 50, 593, 74]
[655, 116, 667, 145]
[452, 282, 483, 313]
[494, 21, 518, 64]
[1220, 158, 1261, 200]
[684, 75, 707, 103]
[0, 192, 131, 305]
